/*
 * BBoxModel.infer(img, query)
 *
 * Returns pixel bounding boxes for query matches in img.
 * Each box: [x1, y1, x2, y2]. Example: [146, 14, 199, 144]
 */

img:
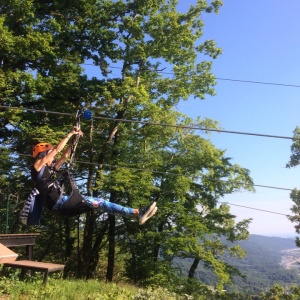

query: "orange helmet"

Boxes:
[32, 143, 54, 158]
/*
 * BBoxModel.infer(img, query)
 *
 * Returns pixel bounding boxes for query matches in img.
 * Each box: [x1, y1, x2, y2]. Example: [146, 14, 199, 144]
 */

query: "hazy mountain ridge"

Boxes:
[174, 234, 300, 295]
[245, 234, 297, 252]
[234, 234, 297, 268]
[224, 235, 300, 293]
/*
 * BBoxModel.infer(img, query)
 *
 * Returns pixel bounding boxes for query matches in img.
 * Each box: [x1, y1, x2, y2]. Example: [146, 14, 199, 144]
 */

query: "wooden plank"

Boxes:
[0, 234, 39, 260]
[0, 234, 39, 247]
[0, 243, 18, 263]
[3, 260, 65, 271]
[2, 260, 65, 284]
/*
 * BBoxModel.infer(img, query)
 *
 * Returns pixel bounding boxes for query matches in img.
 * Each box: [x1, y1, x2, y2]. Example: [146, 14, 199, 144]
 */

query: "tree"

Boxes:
[261, 284, 298, 300]
[287, 127, 300, 247]
[0, 0, 255, 291]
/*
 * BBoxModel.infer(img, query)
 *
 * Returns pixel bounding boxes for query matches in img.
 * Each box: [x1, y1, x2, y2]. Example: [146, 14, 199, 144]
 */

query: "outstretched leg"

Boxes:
[83, 197, 157, 224]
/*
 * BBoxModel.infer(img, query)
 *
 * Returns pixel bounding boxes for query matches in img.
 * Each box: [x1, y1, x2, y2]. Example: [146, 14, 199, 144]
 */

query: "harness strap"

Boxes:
[51, 109, 84, 212]
[68, 109, 81, 169]
[36, 165, 66, 209]
[66, 109, 82, 192]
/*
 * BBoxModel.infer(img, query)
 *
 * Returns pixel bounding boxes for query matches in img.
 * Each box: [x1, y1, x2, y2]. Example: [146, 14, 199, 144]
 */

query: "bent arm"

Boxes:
[34, 127, 82, 171]
[54, 143, 73, 170]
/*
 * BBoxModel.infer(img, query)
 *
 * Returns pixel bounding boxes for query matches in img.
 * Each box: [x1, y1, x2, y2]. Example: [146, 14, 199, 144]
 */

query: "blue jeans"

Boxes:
[60, 195, 134, 216]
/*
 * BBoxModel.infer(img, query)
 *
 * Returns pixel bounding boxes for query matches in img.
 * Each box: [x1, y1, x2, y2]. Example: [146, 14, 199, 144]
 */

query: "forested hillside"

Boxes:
[174, 235, 300, 296]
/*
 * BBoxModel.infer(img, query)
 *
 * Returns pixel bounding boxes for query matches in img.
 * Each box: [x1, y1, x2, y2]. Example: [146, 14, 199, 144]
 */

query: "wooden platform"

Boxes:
[2, 260, 65, 284]
[0, 233, 39, 260]
[0, 240, 64, 284]
[0, 243, 18, 263]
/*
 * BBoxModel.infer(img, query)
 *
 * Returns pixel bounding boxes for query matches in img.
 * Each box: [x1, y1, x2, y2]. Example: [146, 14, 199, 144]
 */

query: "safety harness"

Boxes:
[20, 109, 94, 225]
[52, 109, 94, 218]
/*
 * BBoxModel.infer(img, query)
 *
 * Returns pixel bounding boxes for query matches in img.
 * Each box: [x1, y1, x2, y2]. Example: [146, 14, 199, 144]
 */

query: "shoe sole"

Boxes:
[139, 206, 158, 225]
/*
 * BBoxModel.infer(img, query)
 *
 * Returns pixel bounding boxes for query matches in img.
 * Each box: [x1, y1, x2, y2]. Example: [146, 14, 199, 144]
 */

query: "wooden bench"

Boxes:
[0, 234, 39, 260]
[2, 260, 65, 284]
[0, 242, 65, 284]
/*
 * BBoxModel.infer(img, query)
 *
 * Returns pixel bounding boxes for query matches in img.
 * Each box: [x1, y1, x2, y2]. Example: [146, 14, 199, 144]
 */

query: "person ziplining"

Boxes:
[21, 115, 157, 226]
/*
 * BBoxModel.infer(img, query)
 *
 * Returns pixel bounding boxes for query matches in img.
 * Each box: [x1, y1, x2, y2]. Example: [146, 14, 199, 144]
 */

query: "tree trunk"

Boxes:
[78, 212, 96, 278]
[188, 258, 200, 279]
[106, 214, 116, 282]
[153, 222, 163, 260]
[86, 220, 109, 279]
[64, 218, 74, 260]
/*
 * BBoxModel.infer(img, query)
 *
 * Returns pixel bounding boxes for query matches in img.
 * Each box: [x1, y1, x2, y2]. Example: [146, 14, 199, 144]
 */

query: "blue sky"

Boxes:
[176, 0, 300, 237]
[84, 1, 300, 237]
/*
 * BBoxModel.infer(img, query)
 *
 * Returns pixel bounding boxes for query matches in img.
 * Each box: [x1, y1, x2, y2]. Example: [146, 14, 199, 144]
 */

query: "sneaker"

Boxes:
[138, 202, 157, 225]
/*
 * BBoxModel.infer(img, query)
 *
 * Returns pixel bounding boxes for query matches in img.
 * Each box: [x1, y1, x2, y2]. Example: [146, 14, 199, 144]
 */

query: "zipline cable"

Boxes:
[15, 154, 295, 192]
[1, 156, 293, 218]
[219, 201, 291, 217]
[215, 77, 300, 88]
[0, 105, 298, 141]
[84, 64, 300, 88]
[1, 52, 299, 89]
[2, 154, 294, 218]
[1, 106, 297, 218]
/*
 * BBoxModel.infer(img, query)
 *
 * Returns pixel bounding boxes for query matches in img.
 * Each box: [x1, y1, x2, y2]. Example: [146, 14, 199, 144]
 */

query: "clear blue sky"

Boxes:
[177, 0, 300, 237]
[85, 1, 300, 237]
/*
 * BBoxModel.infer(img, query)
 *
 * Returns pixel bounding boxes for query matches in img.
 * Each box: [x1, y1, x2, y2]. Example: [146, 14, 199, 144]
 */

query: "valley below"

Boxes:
[280, 248, 300, 271]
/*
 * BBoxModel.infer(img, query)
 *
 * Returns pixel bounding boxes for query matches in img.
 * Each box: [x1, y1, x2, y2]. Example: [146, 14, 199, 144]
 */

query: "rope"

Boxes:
[68, 110, 81, 168]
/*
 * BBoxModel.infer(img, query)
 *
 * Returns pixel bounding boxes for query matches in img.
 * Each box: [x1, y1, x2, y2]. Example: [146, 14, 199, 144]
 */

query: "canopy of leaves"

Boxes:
[0, 0, 255, 293]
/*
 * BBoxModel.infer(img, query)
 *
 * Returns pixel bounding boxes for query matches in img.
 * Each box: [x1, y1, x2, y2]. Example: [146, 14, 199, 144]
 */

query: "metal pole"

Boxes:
[77, 215, 80, 277]
[5, 192, 9, 234]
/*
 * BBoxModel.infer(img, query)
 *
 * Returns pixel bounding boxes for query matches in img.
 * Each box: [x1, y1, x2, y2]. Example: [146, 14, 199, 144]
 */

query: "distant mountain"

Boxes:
[243, 234, 296, 252]
[174, 234, 300, 296]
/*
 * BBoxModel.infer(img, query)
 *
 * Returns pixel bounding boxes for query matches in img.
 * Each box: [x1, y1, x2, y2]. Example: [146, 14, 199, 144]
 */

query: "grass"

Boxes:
[0, 274, 192, 300]
[0, 276, 135, 299]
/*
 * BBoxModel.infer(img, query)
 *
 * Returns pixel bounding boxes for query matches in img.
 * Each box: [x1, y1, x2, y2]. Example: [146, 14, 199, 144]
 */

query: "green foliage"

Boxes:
[0, 0, 257, 294]
[287, 126, 300, 168]
[287, 127, 300, 246]
[0, 277, 136, 299]
[261, 284, 293, 300]
[0, 277, 202, 300]
[134, 287, 189, 300]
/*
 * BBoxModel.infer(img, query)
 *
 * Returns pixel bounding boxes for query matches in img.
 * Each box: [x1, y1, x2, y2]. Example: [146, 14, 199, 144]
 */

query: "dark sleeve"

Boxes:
[31, 166, 38, 186]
